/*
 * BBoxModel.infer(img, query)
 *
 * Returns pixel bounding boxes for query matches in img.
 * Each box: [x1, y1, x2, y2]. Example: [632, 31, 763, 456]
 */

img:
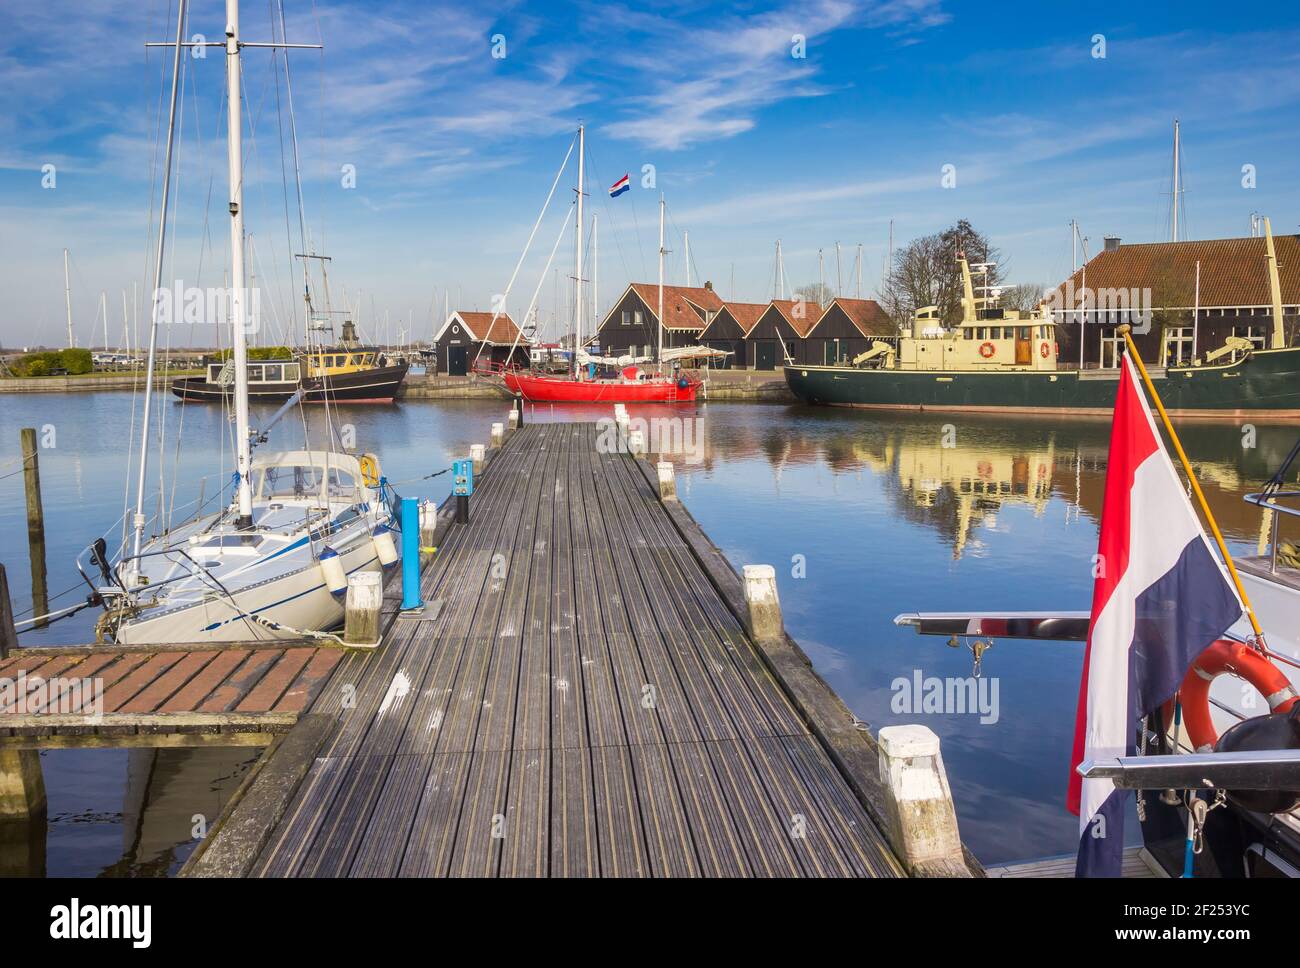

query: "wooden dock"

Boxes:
[186, 421, 914, 878]
[0, 643, 343, 748]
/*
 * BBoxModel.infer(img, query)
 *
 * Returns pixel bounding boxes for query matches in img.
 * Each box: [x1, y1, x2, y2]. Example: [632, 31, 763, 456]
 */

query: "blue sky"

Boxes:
[2, 0, 1299, 348]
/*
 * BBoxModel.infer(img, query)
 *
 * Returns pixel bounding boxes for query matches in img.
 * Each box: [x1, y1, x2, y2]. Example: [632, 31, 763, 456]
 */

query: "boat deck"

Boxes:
[985, 846, 1167, 878]
[198, 421, 904, 877]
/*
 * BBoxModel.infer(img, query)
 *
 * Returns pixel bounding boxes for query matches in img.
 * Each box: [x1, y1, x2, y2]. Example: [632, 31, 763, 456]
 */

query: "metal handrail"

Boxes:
[1244, 490, 1300, 574]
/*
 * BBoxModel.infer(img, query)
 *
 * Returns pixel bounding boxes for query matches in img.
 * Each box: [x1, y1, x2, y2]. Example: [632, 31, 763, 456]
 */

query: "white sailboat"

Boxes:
[79, 0, 396, 644]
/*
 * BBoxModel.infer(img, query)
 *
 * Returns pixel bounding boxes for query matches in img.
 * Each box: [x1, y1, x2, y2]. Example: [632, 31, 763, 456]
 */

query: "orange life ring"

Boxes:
[1175, 639, 1298, 751]
[979, 341, 996, 359]
[1040, 343, 1050, 358]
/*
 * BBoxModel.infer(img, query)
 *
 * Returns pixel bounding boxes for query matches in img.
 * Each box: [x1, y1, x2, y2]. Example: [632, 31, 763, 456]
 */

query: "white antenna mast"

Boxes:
[574, 123, 585, 369]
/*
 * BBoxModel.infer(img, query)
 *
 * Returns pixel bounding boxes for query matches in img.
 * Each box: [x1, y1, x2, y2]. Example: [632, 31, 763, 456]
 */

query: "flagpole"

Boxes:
[1118, 324, 1267, 647]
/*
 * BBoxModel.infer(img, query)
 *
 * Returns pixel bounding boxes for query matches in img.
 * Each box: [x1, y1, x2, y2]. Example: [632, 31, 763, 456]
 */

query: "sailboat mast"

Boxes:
[684, 231, 690, 287]
[574, 124, 585, 370]
[592, 213, 598, 339]
[129, 0, 187, 570]
[657, 193, 665, 366]
[1172, 119, 1181, 243]
[63, 248, 74, 348]
[226, 0, 254, 526]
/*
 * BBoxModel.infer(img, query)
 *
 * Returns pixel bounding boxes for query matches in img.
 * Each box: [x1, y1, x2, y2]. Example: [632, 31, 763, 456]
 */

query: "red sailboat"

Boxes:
[484, 124, 720, 405]
[502, 365, 700, 403]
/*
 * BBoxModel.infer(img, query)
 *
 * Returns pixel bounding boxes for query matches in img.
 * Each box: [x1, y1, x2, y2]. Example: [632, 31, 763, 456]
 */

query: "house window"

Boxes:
[1100, 331, 1125, 368]
[1163, 326, 1194, 365]
[622, 310, 632, 325]
[634, 310, 644, 325]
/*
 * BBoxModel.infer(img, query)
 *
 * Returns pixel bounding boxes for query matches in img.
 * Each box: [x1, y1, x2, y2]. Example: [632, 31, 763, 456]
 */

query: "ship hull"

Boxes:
[170, 362, 409, 404]
[503, 371, 699, 403]
[784, 347, 1300, 418]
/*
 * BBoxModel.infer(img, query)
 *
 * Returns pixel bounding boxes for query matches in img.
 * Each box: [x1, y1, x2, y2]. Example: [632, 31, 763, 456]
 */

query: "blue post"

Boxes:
[401, 497, 421, 611]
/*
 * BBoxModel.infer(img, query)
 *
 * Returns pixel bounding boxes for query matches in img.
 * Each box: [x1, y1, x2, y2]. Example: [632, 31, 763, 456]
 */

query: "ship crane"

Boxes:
[852, 340, 897, 368]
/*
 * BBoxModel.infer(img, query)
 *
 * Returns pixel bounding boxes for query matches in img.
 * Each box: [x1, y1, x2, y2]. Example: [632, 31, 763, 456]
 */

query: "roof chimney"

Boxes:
[1104, 236, 1121, 253]
[703, 280, 713, 291]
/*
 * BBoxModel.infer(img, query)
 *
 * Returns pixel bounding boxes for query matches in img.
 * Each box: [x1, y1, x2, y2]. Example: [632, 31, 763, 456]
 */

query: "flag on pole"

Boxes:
[1067, 353, 1242, 877]
[609, 174, 630, 198]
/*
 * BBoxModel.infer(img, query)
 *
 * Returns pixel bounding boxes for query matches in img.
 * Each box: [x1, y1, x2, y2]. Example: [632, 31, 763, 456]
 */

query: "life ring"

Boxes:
[359, 455, 380, 488]
[1175, 639, 1298, 751]
[1040, 343, 1050, 358]
[979, 341, 996, 359]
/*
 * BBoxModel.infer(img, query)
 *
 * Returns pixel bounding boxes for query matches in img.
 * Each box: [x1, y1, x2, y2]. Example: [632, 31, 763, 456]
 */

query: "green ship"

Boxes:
[786, 221, 1300, 419]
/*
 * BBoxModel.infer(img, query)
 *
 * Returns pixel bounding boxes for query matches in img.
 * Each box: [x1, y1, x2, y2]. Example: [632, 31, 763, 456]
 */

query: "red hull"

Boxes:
[502, 371, 699, 403]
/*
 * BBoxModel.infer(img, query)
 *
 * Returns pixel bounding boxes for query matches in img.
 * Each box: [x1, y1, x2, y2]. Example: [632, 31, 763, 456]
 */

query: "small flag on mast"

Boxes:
[1068, 353, 1243, 877]
[609, 174, 630, 198]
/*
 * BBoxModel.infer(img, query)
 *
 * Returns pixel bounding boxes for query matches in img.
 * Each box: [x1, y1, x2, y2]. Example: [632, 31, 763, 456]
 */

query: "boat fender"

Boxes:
[979, 341, 995, 359]
[359, 455, 380, 488]
[372, 524, 400, 567]
[1174, 638, 1298, 752]
[678, 377, 689, 389]
[318, 546, 348, 595]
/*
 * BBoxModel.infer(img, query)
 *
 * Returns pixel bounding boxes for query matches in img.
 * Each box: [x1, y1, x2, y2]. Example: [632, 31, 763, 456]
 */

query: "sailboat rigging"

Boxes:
[77, 0, 399, 644]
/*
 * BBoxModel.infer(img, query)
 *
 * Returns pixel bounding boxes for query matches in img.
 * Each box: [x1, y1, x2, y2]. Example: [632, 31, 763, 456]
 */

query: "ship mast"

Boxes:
[1264, 217, 1285, 349]
[225, 0, 255, 527]
[63, 248, 74, 348]
[657, 193, 665, 366]
[1171, 119, 1182, 243]
[574, 124, 585, 374]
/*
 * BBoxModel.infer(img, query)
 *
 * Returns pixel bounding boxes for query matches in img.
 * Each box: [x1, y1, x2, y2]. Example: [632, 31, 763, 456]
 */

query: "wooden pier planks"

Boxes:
[246, 421, 903, 878]
[0, 643, 343, 743]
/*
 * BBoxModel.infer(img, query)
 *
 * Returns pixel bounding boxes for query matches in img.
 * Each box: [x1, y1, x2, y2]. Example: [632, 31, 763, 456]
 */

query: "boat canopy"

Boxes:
[249, 450, 374, 504]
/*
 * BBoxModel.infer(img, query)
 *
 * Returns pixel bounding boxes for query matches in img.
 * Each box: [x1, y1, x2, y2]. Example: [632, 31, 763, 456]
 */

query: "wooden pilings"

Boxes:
[656, 461, 677, 501]
[0, 562, 45, 820]
[20, 428, 47, 630]
[742, 564, 783, 641]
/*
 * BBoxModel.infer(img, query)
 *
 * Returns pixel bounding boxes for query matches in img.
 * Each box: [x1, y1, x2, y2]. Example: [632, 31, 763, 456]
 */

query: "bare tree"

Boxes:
[1000, 283, 1048, 313]
[879, 220, 1004, 326]
[794, 282, 831, 308]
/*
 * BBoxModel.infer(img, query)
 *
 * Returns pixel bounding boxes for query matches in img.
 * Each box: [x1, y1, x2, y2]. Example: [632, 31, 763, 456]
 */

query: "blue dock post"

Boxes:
[400, 497, 422, 611]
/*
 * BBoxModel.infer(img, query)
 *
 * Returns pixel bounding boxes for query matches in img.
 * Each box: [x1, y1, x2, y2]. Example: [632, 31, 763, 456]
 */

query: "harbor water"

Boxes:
[0, 391, 1294, 874]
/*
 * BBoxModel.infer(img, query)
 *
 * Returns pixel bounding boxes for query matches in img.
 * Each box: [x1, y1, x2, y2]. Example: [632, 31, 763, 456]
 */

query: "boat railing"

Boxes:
[1245, 489, 1300, 574]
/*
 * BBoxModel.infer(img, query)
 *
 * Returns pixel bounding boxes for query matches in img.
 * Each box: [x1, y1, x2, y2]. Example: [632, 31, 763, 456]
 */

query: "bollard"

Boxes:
[656, 461, 677, 501]
[470, 443, 486, 476]
[344, 570, 382, 647]
[507, 409, 519, 435]
[400, 497, 422, 611]
[491, 422, 504, 448]
[627, 429, 645, 456]
[877, 724, 970, 877]
[742, 564, 782, 640]
[513, 394, 525, 426]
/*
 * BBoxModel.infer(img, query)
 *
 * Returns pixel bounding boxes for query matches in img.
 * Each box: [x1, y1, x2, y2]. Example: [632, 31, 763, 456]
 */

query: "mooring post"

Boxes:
[343, 570, 382, 648]
[0, 563, 16, 660]
[418, 500, 438, 564]
[20, 428, 47, 630]
[513, 394, 525, 426]
[399, 497, 422, 612]
[627, 429, 645, 457]
[877, 724, 970, 877]
[507, 408, 519, 435]
[470, 443, 486, 476]
[742, 564, 783, 640]
[491, 422, 504, 448]
[656, 461, 677, 501]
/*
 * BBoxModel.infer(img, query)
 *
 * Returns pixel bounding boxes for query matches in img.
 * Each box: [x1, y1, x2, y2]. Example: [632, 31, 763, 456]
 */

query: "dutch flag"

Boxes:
[609, 174, 630, 198]
[1067, 353, 1242, 876]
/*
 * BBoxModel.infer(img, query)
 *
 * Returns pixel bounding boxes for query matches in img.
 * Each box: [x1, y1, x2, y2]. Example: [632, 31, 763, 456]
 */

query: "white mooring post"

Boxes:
[742, 564, 782, 640]
[507, 409, 519, 435]
[627, 429, 645, 456]
[344, 570, 382, 648]
[656, 461, 677, 501]
[470, 443, 486, 476]
[490, 422, 504, 448]
[877, 724, 970, 876]
[419, 500, 438, 564]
